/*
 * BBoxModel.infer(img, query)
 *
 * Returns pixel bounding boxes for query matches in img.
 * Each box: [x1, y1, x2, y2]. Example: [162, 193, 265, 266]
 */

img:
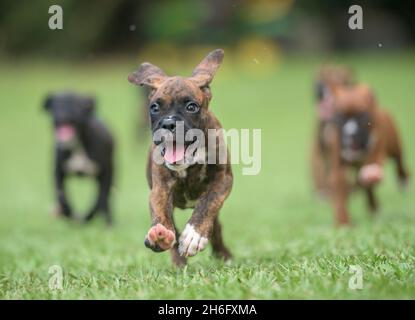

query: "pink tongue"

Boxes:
[164, 143, 185, 164]
[56, 125, 75, 142]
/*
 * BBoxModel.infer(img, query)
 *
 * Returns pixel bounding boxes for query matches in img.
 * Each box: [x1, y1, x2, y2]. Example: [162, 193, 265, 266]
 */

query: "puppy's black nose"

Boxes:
[160, 117, 177, 132]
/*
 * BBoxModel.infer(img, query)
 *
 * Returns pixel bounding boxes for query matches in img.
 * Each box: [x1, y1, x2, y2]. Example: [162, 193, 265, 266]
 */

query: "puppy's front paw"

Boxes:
[144, 223, 176, 252]
[51, 204, 73, 219]
[359, 164, 383, 186]
[178, 224, 208, 257]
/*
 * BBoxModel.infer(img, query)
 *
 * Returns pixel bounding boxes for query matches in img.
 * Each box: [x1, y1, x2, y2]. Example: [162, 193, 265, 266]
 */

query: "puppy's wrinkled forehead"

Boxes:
[334, 84, 377, 115]
[318, 65, 355, 87]
[152, 77, 204, 104]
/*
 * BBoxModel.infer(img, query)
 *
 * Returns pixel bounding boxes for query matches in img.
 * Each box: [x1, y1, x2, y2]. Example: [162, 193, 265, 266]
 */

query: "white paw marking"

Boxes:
[178, 224, 208, 257]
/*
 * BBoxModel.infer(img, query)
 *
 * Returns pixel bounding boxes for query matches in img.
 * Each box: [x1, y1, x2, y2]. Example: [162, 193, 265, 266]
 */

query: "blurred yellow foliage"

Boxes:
[135, 39, 282, 77]
[243, 0, 294, 24]
[234, 38, 282, 75]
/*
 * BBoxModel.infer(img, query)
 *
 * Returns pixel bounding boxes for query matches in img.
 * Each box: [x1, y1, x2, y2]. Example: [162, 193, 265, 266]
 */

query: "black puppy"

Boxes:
[43, 92, 114, 224]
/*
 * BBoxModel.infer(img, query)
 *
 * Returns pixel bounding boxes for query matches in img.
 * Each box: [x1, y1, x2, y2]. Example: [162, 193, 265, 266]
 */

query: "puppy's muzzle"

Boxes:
[153, 116, 183, 145]
[160, 116, 178, 133]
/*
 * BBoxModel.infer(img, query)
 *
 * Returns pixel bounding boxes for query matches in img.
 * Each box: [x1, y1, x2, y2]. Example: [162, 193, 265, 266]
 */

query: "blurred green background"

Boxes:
[0, 0, 414, 299]
[1, 0, 415, 58]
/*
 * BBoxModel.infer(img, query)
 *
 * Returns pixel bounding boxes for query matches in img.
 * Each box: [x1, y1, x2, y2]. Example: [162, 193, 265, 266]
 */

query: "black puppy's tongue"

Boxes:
[56, 124, 75, 142]
[164, 143, 185, 164]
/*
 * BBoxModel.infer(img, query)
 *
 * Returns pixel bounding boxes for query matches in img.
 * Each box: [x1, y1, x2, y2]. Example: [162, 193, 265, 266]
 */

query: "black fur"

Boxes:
[43, 92, 114, 225]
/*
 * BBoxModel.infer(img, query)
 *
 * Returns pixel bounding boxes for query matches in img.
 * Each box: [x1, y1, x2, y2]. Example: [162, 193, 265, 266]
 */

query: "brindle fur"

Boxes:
[129, 49, 232, 265]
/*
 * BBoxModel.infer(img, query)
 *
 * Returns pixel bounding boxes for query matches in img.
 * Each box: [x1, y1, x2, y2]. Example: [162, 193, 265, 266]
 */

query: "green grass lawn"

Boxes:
[0, 52, 414, 299]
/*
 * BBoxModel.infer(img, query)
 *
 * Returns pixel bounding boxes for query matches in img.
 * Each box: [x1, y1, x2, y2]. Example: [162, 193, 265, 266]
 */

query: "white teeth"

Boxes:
[178, 224, 208, 257]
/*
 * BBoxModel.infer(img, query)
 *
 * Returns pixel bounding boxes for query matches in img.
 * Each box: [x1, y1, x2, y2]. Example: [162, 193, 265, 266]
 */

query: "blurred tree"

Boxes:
[0, 0, 413, 58]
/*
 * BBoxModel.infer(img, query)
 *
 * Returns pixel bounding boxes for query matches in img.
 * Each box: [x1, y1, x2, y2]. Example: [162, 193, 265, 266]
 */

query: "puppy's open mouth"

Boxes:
[162, 142, 186, 164]
[160, 140, 199, 167]
[56, 124, 76, 143]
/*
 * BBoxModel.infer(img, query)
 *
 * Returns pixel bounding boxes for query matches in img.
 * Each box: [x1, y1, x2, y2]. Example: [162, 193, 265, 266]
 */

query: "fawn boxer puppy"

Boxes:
[311, 65, 356, 197]
[44, 92, 114, 224]
[314, 84, 409, 225]
[315, 64, 356, 121]
[128, 49, 232, 266]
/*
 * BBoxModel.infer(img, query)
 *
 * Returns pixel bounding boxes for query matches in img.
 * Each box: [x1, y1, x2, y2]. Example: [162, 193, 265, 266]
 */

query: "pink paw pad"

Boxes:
[359, 164, 383, 186]
[145, 223, 176, 252]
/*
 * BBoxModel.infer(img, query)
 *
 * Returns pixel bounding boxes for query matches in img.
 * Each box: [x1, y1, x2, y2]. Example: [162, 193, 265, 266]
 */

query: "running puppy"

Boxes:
[128, 49, 232, 266]
[311, 64, 356, 197]
[43, 92, 114, 225]
[315, 84, 409, 225]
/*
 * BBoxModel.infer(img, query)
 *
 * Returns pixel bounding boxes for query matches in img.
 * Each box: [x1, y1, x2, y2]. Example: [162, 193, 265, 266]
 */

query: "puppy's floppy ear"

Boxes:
[189, 49, 224, 88]
[342, 66, 356, 86]
[358, 84, 377, 108]
[43, 94, 53, 112]
[83, 96, 96, 115]
[128, 63, 167, 89]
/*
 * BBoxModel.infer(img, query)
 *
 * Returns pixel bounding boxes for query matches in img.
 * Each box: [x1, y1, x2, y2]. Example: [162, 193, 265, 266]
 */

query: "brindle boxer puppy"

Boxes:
[128, 49, 232, 266]
[316, 84, 409, 225]
[311, 65, 356, 197]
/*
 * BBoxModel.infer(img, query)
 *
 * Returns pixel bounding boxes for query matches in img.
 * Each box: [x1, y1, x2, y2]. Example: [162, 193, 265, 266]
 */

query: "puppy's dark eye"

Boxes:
[150, 103, 160, 115]
[185, 102, 200, 113]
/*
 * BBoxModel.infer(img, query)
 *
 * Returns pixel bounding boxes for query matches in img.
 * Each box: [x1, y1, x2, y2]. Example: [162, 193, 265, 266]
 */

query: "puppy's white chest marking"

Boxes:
[341, 149, 364, 163]
[166, 162, 189, 175]
[64, 150, 98, 176]
[177, 169, 187, 178]
[198, 165, 207, 182]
